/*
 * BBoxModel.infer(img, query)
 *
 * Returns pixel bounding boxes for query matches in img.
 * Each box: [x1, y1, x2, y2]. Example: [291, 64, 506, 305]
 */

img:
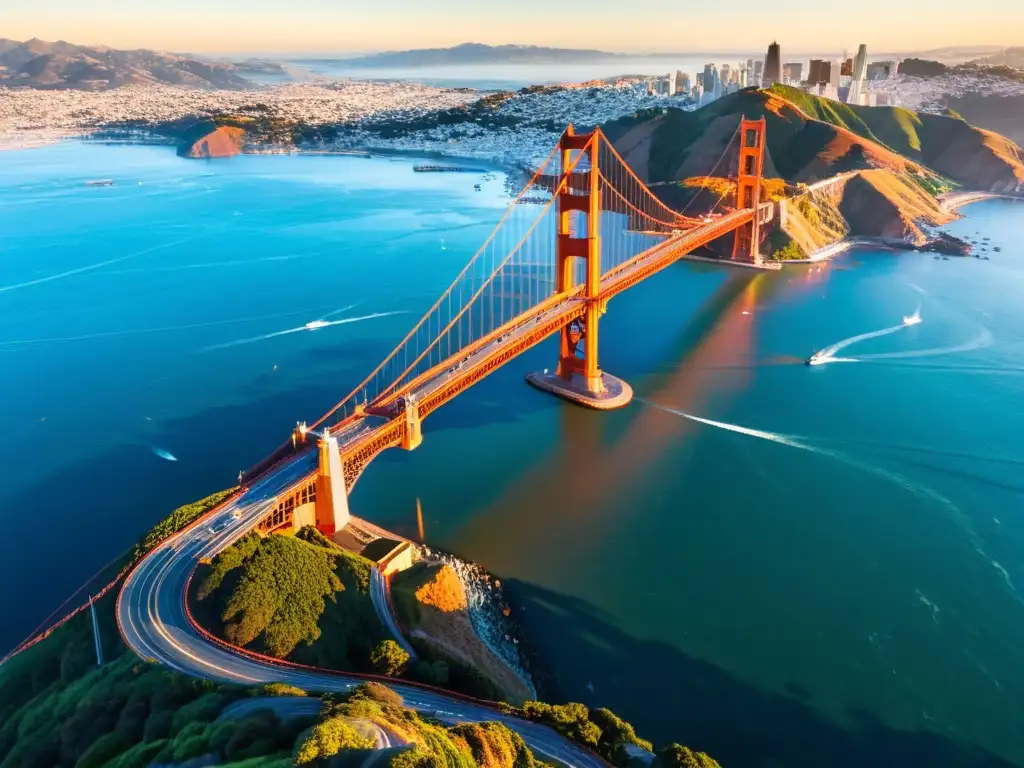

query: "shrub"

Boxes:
[264, 682, 307, 697]
[449, 721, 536, 768]
[294, 716, 373, 764]
[370, 640, 410, 676]
[651, 744, 722, 768]
[73, 730, 133, 768]
[347, 681, 404, 708]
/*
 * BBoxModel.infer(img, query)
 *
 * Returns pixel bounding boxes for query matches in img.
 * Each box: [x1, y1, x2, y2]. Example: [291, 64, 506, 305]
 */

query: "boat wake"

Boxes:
[854, 328, 993, 362]
[151, 446, 177, 462]
[0, 239, 191, 294]
[0, 306, 349, 351]
[817, 323, 909, 359]
[199, 310, 405, 352]
[807, 309, 927, 365]
[641, 400, 1017, 596]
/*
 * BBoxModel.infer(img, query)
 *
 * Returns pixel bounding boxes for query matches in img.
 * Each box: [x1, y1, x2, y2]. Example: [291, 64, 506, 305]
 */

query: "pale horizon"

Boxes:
[4, 0, 1023, 56]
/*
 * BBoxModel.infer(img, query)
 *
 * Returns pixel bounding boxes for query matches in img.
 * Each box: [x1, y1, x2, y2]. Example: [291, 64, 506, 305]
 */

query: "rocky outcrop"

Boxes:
[185, 126, 246, 159]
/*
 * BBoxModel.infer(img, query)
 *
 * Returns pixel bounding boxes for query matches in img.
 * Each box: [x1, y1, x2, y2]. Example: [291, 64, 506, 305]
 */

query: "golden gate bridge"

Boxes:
[244, 117, 775, 536]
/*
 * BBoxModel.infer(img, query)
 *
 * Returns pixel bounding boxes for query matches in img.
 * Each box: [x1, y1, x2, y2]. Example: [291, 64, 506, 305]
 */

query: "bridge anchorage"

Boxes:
[242, 117, 771, 538]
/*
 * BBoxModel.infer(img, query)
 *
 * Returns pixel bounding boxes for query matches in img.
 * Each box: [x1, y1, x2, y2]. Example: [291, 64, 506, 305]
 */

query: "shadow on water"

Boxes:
[507, 580, 1019, 768]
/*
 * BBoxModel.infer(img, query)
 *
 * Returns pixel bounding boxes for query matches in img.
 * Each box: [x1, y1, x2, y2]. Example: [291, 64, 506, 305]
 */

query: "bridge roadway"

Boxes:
[117, 207, 764, 768]
[327, 206, 761, 487]
[117, 452, 607, 768]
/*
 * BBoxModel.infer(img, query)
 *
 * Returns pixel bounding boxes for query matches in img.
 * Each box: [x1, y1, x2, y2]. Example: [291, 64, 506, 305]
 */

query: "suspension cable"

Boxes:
[309, 143, 561, 431]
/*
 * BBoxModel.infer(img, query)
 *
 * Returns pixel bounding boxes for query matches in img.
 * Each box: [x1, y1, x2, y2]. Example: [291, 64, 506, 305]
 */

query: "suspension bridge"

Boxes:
[244, 117, 775, 536]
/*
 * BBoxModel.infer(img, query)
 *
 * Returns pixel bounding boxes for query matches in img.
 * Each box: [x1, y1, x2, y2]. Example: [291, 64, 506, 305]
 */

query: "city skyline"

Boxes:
[4, 0, 1023, 55]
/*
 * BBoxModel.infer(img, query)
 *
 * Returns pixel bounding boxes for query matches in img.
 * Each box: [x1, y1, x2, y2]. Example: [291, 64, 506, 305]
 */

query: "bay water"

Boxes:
[1, 142, 1022, 767]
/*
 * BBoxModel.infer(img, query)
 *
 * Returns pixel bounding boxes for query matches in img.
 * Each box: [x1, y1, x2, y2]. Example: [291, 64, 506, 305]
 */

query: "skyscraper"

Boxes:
[667, 71, 676, 97]
[808, 59, 830, 85]
[853, 44, 868, 81]
[763, 41, 782, 87]
[783, 62, 803, 83]
[702, 63, 716, 93]
[753, 60, 763, 85]
[720, 64, 731, 87]
[679, 72, 691, 95]
[849, 44, 869, 104]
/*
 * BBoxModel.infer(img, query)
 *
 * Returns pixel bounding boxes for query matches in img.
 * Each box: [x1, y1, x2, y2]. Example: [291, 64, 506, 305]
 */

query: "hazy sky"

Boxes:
[5, 0, 1022, 55]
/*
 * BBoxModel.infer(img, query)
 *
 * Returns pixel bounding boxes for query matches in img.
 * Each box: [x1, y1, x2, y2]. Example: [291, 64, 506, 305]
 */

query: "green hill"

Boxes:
[602, 84, 1024, 192]
[190, 527, 388, 671]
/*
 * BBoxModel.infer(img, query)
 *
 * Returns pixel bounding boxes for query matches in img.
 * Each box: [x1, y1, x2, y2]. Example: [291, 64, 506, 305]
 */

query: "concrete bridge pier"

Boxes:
[315, 432, 351, 537]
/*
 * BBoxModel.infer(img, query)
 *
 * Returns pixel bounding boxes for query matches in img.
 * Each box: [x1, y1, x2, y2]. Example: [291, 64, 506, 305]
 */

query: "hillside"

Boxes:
[602, 84, 1024, 193]
[0, 38, 253, 90]
[190, 527, 388, 670]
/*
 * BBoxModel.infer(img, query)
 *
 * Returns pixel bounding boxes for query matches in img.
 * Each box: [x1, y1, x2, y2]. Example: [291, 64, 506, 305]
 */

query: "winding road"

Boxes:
[116, 456, 607, 768]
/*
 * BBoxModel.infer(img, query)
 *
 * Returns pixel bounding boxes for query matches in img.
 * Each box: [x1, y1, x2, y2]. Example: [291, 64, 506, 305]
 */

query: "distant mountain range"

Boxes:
[970, 47, 1024, 68]
[0, 38, 256, 90]
[305, 43, 623, 68]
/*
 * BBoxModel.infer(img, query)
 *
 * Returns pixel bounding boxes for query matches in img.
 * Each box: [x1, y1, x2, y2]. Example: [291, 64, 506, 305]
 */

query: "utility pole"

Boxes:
[89, 594, 103, 666]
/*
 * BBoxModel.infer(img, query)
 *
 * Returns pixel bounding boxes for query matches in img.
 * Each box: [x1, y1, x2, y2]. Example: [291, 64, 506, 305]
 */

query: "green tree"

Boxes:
[651, 743, 722, 768]
[370, 640, 410, 676]
[294, 716, 373, 764]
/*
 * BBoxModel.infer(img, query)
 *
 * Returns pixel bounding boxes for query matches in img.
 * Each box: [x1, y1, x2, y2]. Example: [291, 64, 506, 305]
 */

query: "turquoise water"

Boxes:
[2, 142, 1024, 767]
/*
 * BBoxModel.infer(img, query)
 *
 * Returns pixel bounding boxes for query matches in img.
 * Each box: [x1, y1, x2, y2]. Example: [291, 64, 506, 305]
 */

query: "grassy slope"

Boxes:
[192, 528, 388, 672]
[602, 84, 1024, 191]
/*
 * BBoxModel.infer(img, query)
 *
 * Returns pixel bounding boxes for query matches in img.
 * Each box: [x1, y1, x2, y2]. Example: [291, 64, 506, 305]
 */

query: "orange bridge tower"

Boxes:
[731, 117, 767, 264]
[526, 125, 633, 410]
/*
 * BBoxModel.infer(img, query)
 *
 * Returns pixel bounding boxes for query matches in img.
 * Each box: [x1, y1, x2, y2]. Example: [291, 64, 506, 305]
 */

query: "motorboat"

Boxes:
[806, 351, 829, 366]
[903, 313, 922, 326]
[305, 319, 330, 330]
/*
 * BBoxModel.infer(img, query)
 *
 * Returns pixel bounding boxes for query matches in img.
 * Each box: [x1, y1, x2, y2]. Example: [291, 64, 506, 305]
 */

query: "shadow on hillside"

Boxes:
[505, 579, 1019, 768]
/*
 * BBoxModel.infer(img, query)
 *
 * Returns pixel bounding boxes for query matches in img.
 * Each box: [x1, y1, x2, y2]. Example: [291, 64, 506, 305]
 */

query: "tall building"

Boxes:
[720, 64, 732, 87]
[829, 58, 842, 92]
[678, 72, 691, 95]
[667, 71, 676, 96]
[739, 67, 748, 88]
[702, 63, 716, 93]
[853, 45, 868, 81]
[763, 41, 782, 87]
[753, 59, 764, 85]
[848, 44, 868, 105]
[841, 58, 854, 77]
[807, 59, 830, 85]
[783, 62, 803, 83]
[746, 58, 755, 74]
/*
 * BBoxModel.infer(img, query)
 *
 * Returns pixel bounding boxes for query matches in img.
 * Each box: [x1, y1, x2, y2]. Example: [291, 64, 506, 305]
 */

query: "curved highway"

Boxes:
[116, 458, 606, 768]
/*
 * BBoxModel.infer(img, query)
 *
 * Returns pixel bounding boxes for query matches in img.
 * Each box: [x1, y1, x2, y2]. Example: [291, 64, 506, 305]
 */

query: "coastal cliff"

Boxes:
[184, 124, 245, 158]
[603, 85, 1022, 259]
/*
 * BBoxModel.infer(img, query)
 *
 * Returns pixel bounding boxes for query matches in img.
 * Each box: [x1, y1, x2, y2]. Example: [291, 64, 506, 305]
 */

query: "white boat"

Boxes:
[305, 319, 329, 330]
[806, 351, 830, 366]
[903, 313, 922, 326]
